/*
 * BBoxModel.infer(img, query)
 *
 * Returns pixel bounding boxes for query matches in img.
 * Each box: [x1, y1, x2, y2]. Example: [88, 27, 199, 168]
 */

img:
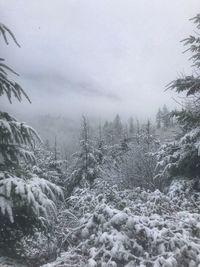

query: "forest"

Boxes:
[1, 2, 200, 267]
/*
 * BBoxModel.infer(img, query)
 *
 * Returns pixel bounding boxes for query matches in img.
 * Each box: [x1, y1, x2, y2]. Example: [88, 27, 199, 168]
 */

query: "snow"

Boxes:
[0, 256, 26, 267]
[41, 179, 200, 267]
[155, 126, 200, 181]
[0, 172, 63, 223]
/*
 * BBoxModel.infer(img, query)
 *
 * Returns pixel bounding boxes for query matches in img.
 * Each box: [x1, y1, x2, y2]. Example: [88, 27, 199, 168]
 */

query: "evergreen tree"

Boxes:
[0, 23, 62, 256]
[156, 108, 162, 129]
[33, 143, 67, 187]
[103, 121, 114, 145]
[44, 139, 50, 150]
[145, 119, 152, 149]
[123, 124, 129, 140]
[146, 119, 151, 135]
[54, 135, 58, 160]
[162, 104, 170, 128]
[156, 14, 200, 184]
[128, 117, 135, 136]
[102, 121, 109, 144]
[113, 114, 123, 142]
[66, 116, 103, 193]
[136, 119, 140, 134]
[97, 121, 103, 144]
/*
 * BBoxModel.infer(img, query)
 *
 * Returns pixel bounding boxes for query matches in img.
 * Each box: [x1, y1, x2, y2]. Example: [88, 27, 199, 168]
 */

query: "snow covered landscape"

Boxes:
[1, 1, 200, 266]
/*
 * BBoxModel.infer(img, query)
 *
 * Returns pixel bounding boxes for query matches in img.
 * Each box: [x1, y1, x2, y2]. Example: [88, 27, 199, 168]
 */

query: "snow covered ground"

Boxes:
[41, 179, 200, 267]
[0, 256, 27, 267]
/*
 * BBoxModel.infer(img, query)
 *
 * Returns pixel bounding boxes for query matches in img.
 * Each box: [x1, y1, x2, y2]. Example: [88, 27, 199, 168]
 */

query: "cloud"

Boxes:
[0, 0, 199, 120]
[21, 70, 120, 100]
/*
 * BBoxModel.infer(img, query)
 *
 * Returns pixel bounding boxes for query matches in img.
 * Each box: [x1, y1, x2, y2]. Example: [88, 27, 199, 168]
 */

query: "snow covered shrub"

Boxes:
[42, 181, 200, 267]
[105, 128, 160, 190]
[0, 256, 26, 267]
[33, 143, 67, 187]
[54, 181, 106, 252]
[17, 231, 58, 267]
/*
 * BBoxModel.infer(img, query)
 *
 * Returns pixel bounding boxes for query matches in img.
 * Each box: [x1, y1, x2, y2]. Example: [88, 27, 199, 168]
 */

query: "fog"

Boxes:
[2, 2, 200, 264]
[0, 0, 199, 121]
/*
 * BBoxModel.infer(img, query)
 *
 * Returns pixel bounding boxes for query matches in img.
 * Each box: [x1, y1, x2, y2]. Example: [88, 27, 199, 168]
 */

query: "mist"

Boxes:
[1, 0, 199, 121]
[2, 2, 200, 265]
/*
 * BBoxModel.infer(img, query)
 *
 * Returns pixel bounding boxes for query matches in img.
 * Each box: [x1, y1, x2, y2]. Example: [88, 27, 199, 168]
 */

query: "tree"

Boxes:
[53, 135, 59, 160]
[156, 108, 162, 129]
[162, 104, 170, 128]
[128, 117, 135, 136]
[136, 118, 140, 134]
[155, 14, 200, 185]
[66, 116, 103, 194]
[103, 121, 114, 145]
[0, 23, 62, 256]
[33, 143, 67, 187]
[113, 114, 123, 142]
[115, 123, 159, 190]
[145, 119, 153, 149]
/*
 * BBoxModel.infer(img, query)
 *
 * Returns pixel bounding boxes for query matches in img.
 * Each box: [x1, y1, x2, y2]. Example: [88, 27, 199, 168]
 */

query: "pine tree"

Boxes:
[54, 135, 58, 160]
[33, 143, 67, 187]
[155, 14, 200, 184]
[129, 117, 135, 136]
[0, 23, 62, 255]
[113, 114, 123, 142]
[97, 121, 103, 144]
[156, 108, 162, 129]
[162, 104, 170, 128]
[66, 116, 103, 194]
[123, 123, 129, 140]
[103, 121, 114, 145]
[145, 119, 152, 149]
[136, 119, 140, 134]
[102, 121, 109, 144]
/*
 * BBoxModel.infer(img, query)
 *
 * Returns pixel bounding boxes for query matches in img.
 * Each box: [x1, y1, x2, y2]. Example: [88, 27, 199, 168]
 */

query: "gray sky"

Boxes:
[0, 0, 199, 120]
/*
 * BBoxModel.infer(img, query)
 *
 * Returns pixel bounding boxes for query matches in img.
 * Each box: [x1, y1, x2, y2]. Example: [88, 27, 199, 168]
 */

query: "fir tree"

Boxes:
[0, 23, 62, 256]
[136, 119, 140, 135]
[128, 117, 135, 136]
[103, 121, 114, 145]
[145, 119, 152, 149]
[156, 14, 200, 184]
[33, 143, 67, 187]
[156, 108, 162, 129]
[66, 116, 103, 193]
[162, 104, 170, 128]
[113, 114, 123, 142]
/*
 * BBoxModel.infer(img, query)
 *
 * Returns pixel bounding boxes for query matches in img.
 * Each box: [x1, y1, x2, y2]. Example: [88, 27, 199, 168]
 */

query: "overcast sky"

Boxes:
[0, 0, 199, 120]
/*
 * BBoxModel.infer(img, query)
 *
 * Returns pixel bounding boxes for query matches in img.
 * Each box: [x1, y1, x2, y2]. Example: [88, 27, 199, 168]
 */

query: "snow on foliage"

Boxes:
[42, 179, 200, 267]
[101, 131, 159, 190]
[0, 112, 41, 167]
[32, 143, 67, 187]
[0, 172, 63, 223]
[0, 256, 26, 267]
[155, 127, 200, 183]
[0, 20, 64, 263]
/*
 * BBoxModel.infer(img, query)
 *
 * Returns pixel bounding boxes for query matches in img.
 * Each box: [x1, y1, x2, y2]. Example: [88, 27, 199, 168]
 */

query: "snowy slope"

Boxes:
[42, 179, 200, 267]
